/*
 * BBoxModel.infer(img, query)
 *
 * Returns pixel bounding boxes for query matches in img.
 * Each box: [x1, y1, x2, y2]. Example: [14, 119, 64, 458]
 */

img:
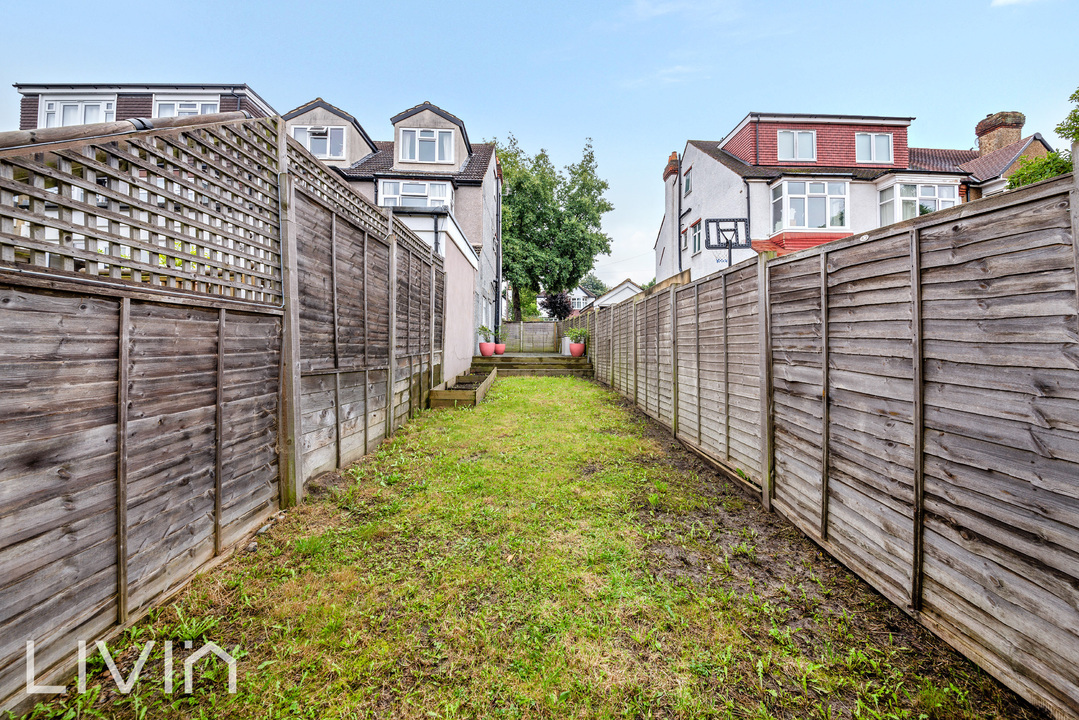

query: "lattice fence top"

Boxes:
[285, 136, 441, 265]
[0, 116, 284, 304]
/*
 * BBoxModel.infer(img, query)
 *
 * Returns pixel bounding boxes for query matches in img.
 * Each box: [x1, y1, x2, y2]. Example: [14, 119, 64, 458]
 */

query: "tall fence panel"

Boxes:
[0, 113, 445, 714]
[501, 320, 558, 352]
[569, 170, 1079, 718]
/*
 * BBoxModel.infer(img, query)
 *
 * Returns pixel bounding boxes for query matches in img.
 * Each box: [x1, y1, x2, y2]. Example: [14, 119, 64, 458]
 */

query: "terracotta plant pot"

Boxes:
[570, 343, 585, 358]
[494, 343, 506, 355]
[479, 342, 495, 357]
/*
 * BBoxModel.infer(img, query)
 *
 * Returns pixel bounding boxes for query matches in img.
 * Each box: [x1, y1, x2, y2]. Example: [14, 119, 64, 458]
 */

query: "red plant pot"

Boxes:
[494, 343, 506, 355]
[479, 342, 495, 357]
[570, 343, 585, 358]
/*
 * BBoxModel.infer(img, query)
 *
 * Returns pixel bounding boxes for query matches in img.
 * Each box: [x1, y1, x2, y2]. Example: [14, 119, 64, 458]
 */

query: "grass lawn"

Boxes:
[19, 377, 1045, 720]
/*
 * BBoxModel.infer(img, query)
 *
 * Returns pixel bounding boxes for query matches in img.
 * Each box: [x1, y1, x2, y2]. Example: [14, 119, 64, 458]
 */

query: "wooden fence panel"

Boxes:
[674, 286, 698, 444]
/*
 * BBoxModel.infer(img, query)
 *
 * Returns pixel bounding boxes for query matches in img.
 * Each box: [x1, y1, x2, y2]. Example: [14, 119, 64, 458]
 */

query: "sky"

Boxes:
[2, 0, 1076, 287]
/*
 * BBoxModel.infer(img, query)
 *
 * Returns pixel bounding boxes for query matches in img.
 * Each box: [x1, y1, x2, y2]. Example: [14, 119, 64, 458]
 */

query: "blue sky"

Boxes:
[2, 0, 1076, 286]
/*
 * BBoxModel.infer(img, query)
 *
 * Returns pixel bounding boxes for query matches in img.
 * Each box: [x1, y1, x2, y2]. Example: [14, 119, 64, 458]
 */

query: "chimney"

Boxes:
[975, 111, 1025, 156]
[662, 151, 679, 181]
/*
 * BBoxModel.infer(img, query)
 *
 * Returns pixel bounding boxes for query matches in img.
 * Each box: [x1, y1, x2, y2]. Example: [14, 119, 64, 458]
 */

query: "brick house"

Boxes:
[14, 83, 275, 129]
[284, 100, 503, 341]
[655, 111, 1054, 283]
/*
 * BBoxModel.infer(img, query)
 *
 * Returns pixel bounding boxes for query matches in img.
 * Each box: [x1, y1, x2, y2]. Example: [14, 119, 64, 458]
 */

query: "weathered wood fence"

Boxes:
[564, 168, 1079, 719]
[500, 320, 558, 352]
[0, 113, 444, 713]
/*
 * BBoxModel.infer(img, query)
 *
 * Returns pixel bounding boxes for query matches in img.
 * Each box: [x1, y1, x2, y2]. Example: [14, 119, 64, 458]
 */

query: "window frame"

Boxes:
[878, 180, 958, 226]
[398, 127, 455, 164]
[769, 179, 849, 234]
[777, 129, 817, 162]
[683, 167, 693, 196]
[691, 220, 702, 254]
[153, 94, 220, 119]
[291, 125, 347, 161]
[856, 132, 894, 164]
[680, 228, 688, 251]
[380, 179, 453, 210]
[39, 95, 116, 128]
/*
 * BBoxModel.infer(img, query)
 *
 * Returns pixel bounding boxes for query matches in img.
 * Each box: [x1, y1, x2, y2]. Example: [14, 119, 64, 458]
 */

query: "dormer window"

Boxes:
[777, 130, 816, 162]
[400, 128, 453, 163]
[292, 125, 346, 160]
[856, 133, 893, 164]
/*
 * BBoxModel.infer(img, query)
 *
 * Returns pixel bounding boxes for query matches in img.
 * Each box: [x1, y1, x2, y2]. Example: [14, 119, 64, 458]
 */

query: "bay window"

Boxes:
[856, 133, 893, 163]
[400, 128, 453, 163]
[381, 180, 452, 210]
[771, 180, 847, 233]
[879, 183, 957, 225]
[778, 130, 816, 162]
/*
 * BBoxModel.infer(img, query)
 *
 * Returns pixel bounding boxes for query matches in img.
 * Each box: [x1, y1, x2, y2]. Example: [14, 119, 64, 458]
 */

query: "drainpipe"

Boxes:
[744, 178, 752, 262]
[495, 176, 503, 336]
[677, 153, 683, 273]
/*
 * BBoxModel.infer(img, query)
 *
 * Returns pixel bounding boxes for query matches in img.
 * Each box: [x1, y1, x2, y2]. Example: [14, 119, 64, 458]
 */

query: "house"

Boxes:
[537, 286, 595, 317]
[14, 83, 275, 129]
[589, 279, 642, 310]
[285, 101, 502, 341]
[655, 110, 1054, 283]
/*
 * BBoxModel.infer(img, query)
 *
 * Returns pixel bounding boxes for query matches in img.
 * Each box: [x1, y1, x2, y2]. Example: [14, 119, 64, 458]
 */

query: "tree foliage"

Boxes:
[540, 291, 573, 321]
[1007, 150, 1073, 189]
[497, 135, 613, 320]
[579, 271, 609, 297]
[641, 277, 657, 291]
[1006, 87, 1079, 190]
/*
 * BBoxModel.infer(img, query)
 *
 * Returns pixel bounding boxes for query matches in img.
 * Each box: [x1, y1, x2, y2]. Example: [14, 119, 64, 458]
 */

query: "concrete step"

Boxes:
[472, 355, 591, 365]
[481, 368, 594, 377]
[471, 362, 593, 371]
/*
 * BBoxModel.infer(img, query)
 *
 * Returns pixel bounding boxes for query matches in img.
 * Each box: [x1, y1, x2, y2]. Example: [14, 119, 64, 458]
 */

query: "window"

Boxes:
[154, 99, 219, 118]
[683, 168, 692, 195]
[399, 128, 453, 163]
[572, 295, 586, 310]
[777, 130, 816, 161]
[771, 180, 847, 233]
[691, 221, 702, 253]
[680, 229, 688, 250]
[381, 180, 452, 210]
[292, 126, 346, 160]
[41, 98, 115, 128]
[879, 183, 957, 225]
[856, 133, 893, 164]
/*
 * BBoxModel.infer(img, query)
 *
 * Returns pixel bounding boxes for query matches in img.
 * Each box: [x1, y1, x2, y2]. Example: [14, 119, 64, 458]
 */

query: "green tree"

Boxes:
[497, 135, 613, 320]
[641, 277, 657, 291]
[1008, 86, 1078, 189]
[579, 271, 609, 297]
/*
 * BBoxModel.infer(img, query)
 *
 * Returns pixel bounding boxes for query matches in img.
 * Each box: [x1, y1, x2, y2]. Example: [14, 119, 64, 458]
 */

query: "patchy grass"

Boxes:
[17, 377, 1046, 719]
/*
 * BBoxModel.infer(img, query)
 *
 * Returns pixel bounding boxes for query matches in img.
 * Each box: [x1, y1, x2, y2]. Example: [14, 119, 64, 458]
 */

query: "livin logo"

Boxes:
[26, 640, 237, 695]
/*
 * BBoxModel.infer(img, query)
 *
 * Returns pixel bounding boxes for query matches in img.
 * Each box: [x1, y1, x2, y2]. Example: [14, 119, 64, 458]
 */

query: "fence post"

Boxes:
[330, 213, 342, 469]
[670, 286, 679, 435]
[363, 230, 370, 455]
[632, 298, 639, 406]
[116, 297, 130, 623]
[608, 306, 614, 387]
[215, 308, 225, 556]
[758, 251, 776, 511]
[695, 283, 701, 447]
[1071, 141, 1079, 332]
[276, 124, 303, 508]
[722, 273, 730, 462]
[910, 227, 926, 612]
[819, 250, 831, 540]
[385, 207, 397, 439]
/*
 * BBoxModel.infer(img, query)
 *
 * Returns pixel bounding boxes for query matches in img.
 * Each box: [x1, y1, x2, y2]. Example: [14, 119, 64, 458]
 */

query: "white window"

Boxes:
[572, 296, 586, 310]
[399, 128, 453, 163]
[292, 126, 346, 160]
[879, 183, 957, 225]
[154, 99, 219, 118]
[381, 180, 453, 210]
[680, 229, 688, 250]
[683, 168, 692, 195]
[41, 98, 115, 128]
[778, 130, 816, 162]
[691, 221, 702, 253]
[856, 133, 893, 164]
[771, 180, 847, 233]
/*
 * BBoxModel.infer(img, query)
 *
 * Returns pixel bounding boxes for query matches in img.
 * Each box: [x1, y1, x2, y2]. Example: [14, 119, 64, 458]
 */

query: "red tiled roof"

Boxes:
[908, 147, 978, 172]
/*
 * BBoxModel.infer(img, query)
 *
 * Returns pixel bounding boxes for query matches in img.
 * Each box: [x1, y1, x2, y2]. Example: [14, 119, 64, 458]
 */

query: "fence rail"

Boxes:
[565, 167, 1079, 719]
[0, 115, 444, 714]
